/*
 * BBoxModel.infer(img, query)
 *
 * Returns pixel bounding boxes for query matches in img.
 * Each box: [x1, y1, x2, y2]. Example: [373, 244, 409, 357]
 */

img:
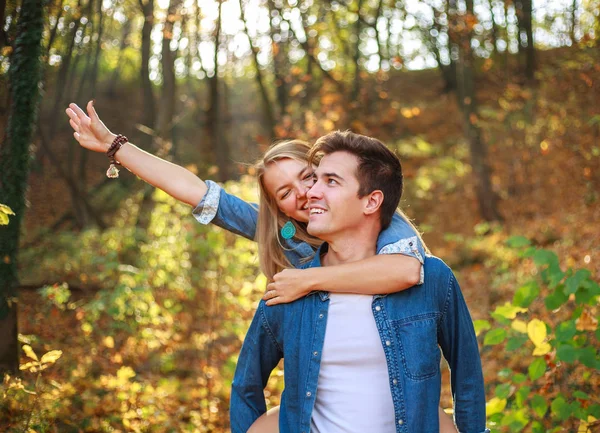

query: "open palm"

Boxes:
[65, 101, 116, 153]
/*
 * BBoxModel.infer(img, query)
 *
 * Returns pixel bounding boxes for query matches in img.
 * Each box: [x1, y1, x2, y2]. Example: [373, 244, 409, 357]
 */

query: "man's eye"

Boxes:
[327, 178, 337, 185]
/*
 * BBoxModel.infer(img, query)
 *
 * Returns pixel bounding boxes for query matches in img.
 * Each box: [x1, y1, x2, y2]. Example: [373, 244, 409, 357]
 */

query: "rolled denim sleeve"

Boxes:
[192, 180, 259, 241]
[230, 302, 283, 433]
[376, 212, 426, 284]
[438, 273, 489, 433]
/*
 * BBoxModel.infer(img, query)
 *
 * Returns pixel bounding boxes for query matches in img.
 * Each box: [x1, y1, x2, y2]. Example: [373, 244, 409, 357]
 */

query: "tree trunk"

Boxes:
[488, 0, 498, 55]
[267, 0, 288, 117]
[0, 0, 6, 48]
[157, 0, 181, 141]
[450, 0, 502, 221]
[0, 0, 44, 375]
[205, 0, 232, 181]
[139, 0, 156, 149]
[351, 0, 365, 103]
[522, 0, 535, 82]
[239, 0, 276, 137]
[89, 0, 104, 98]
[108, 20, 132, 96]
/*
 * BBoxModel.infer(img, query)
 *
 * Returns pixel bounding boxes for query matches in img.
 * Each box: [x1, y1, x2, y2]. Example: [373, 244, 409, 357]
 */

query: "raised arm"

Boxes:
[67, 101, 260, 240]
[66, 101, 207, 207]
[263, 212, 426, 305]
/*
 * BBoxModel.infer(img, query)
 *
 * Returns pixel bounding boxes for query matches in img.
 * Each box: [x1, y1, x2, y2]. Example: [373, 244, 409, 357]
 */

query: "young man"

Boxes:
[230, 131, 489, 433]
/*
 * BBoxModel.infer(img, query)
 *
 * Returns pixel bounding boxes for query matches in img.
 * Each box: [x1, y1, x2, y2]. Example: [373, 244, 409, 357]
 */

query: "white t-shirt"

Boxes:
[310, 293, 396, 433]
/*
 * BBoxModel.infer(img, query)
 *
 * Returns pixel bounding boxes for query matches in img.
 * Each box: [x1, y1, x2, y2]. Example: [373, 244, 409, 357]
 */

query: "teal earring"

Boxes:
[280, 221, 296, 240]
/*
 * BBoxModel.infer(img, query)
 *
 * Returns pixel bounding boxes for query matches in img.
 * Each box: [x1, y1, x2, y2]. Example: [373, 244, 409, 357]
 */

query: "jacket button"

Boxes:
[375, 306, 381, 311]
[398, 419, 404, 425]
[319, 314, 324, 319]
[393, 379, 398, 385]
[313, 351, 318, 356]
[385, 340, 391, 346]
[306, 391, 312, 397]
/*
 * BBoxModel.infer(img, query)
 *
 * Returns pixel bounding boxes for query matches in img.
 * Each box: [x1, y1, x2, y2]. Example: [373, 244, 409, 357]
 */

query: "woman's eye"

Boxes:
[281, 191, 291, 199]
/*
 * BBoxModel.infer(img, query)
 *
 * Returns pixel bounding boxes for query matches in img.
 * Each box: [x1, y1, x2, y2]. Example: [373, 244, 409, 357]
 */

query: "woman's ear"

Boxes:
[364, 190, 384, 216]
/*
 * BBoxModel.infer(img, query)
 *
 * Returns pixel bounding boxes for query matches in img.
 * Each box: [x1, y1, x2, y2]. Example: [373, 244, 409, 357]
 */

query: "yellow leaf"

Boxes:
[40, 350, 63, 365]
[578, 416, 598, 433]
[511, 319, 528, 334]
[19, 361, 37, 371]
[527, 319, 547, 347]
[22, 345, 38, 361]
[532, 342, 551, 356]
[103, 336, 115, 349]
[289, 84, 304, 97]
[486, 397, 507, 416]
[494, 302, 527, 319]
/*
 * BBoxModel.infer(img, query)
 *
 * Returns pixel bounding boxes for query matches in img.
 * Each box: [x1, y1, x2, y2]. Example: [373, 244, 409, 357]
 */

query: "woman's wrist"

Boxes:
[104, 133, 118, 151]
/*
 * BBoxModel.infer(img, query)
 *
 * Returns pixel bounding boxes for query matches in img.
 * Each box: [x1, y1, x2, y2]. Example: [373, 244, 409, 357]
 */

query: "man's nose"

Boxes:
[307, 181, 322, 200]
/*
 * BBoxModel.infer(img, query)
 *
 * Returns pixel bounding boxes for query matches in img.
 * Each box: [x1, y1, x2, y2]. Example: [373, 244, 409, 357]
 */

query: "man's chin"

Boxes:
[307, 223, 327, 239]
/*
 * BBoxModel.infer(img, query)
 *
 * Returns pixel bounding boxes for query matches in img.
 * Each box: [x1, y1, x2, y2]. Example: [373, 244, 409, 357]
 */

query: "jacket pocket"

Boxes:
[393, 316, 441, 381]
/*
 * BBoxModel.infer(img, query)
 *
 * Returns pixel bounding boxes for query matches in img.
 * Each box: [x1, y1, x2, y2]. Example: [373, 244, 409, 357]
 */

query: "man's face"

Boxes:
[306, 151, 368, 242]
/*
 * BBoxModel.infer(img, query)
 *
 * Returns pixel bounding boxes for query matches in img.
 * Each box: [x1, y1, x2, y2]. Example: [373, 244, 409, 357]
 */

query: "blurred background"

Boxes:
[0, 0, 599, 431]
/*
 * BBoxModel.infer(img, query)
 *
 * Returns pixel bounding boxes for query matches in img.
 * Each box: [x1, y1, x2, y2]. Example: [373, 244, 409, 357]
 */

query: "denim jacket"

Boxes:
[193, 180, 426, 282]
[230, 251, 489, 433]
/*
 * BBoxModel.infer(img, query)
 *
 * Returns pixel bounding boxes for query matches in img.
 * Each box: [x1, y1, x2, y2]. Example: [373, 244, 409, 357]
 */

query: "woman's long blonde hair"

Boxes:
[254, 139, 429, 280]
[255, 140, 321, 281]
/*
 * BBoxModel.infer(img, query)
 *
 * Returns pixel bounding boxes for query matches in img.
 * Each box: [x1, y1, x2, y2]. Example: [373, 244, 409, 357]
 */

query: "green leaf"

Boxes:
[473, 319, 491, 336]
[495, 383, 511, 399]
[515, 386, 531, 408]
[531, 394, 548, 418]
[500, 408, 529, 432]
[555, 320, 577, 342]
[531, 420, 544, 433]
[533, 249, 559, 268]
[545, 286, 568, 310]
[513, 281, 540, 308]
[513, 373, 527, 384]
[551, 396, 571, 421]
[506, 335, 528, 351]
[556, 344, 578, 363]
[578, 346, 597, 368]
[565, 270, 591, 295]
[528, 358, 547, 381]
[506, 236, 531, 248]
[573, 390, 589, 400]
[484, 328, 507, 346]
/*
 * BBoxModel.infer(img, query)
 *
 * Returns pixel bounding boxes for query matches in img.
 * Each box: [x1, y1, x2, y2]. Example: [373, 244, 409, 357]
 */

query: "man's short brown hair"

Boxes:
[308, 130, 403, 229]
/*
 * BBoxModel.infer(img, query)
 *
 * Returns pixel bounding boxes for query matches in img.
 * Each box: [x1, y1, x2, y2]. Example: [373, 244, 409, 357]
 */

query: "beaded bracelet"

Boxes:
[106, 134, 128, 178]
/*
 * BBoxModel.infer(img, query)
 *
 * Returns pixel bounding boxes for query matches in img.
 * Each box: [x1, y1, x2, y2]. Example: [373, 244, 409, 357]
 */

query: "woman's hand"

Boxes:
[65, 101, 116, 153]
[263, 268, 314, 306]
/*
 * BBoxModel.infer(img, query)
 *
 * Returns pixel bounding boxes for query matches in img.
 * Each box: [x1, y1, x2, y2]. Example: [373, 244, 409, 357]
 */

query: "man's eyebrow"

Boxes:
[319, 172, 345, 182]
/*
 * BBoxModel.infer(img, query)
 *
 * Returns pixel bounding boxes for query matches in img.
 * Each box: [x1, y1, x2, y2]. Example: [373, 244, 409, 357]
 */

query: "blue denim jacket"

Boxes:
[193, 180, 426, 282]
[230, 251, 489, 433]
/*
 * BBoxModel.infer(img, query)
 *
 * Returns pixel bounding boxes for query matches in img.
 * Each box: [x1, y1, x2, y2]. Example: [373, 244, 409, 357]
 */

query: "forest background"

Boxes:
[0, 0, 599, 431]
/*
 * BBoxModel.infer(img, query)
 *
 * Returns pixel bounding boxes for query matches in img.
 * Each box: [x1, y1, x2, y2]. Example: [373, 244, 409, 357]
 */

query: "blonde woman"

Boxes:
[66, 101, 458, 432]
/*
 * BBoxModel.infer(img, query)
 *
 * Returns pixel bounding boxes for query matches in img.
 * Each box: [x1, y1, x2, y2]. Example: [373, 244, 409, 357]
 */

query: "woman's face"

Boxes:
[262, 158, 316, 223]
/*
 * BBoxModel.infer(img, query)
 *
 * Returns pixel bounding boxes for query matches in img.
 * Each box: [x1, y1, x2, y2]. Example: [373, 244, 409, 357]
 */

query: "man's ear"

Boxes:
[364, 190, 384, 216]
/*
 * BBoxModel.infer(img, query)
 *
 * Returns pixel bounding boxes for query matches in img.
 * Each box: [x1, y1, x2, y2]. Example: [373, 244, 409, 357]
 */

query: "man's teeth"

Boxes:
[310, 208, 325, 215]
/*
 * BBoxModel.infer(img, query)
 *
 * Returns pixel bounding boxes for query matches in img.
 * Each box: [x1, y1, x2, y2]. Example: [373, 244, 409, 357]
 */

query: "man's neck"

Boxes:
[321, 227, 379, 267]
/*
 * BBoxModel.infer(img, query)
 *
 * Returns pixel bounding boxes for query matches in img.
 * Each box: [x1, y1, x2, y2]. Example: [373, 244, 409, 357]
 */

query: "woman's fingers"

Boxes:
[69, 103, 88, 122]
[69, 118, 80, 132]
[73, 132, 80, 141]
